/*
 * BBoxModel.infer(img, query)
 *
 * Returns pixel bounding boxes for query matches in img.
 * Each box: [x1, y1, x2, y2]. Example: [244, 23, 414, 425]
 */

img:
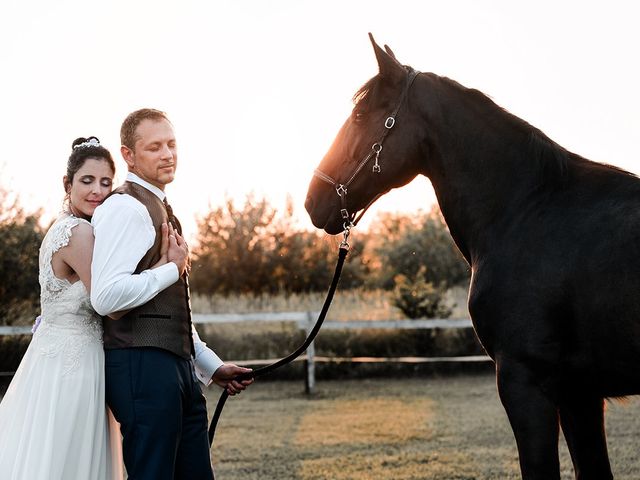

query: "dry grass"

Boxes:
[210, 374, 640, 480]
[294, 397, 433, 447]
[192, 286, 470, 321]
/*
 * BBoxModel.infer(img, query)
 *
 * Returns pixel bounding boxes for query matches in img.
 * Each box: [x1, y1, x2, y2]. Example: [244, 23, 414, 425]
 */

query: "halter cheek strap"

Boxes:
[313, 67, 420, 229]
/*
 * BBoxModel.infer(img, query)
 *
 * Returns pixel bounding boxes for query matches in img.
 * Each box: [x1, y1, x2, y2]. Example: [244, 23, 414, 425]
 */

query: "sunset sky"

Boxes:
[1, 0, 638, 240]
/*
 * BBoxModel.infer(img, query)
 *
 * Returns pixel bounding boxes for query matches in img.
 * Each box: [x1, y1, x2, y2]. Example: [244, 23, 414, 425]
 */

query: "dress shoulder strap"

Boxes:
[42, 214, 90, 257]
[38, 214, 89, 299]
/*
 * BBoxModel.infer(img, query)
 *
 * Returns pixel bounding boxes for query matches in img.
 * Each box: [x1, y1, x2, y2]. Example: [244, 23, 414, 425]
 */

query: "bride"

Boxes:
[0, 137, 170, 479]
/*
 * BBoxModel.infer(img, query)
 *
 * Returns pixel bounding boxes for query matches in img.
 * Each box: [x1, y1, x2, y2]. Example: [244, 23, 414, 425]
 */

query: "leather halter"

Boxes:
[313, 67, 420, 230]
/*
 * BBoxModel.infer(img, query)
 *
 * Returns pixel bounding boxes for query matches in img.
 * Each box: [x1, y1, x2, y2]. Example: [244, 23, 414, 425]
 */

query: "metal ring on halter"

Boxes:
[385, 117, 395, 129]
[372, 143, 383, 173]
[340, 224, 352, 249]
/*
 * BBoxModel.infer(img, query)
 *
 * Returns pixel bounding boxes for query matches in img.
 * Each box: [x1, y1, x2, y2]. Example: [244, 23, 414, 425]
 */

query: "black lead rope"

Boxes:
[208, 242, 350, 446]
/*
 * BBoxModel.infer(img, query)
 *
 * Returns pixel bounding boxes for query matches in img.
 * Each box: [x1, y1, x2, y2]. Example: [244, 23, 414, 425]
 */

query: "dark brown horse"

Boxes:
[305, 34, 640, 480]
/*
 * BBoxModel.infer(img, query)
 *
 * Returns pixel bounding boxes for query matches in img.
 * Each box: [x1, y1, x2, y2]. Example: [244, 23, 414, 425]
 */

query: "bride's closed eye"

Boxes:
[79, 175, 112, 187]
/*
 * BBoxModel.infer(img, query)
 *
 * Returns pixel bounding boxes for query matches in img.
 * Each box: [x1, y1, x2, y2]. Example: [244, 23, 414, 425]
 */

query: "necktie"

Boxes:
[163, 197, 195, 355]
[163, 197, 182, 234]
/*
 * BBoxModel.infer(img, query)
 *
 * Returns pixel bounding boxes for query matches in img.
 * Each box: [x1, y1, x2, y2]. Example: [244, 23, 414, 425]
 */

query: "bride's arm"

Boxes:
[107, 225, 170, 319]
[91, 197, 182, 317]
[58, 221, 95, 294]
[59, 221, 170, 319]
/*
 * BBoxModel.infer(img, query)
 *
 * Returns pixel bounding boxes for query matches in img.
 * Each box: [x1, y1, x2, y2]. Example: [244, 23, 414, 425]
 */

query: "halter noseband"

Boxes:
[313, 67, 420, 231]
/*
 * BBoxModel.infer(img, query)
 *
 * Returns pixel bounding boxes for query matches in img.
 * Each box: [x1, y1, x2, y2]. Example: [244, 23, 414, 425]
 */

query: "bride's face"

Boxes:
[66, 158, 114, 218]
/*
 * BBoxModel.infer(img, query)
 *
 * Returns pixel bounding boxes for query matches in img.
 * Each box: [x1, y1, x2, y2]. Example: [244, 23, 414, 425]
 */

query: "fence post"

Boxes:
[304, 311, 316, 395]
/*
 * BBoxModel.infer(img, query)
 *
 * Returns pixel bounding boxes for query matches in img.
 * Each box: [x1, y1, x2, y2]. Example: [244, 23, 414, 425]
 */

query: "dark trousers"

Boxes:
[105, 348, 215, 480]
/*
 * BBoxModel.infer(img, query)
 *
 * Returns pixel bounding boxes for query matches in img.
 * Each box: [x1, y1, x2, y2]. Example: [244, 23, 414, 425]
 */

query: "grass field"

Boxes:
[209, 373, 640, 480]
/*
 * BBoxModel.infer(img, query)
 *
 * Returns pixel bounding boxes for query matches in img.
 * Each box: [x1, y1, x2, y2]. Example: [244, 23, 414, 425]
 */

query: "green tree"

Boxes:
[190, 195, 275, 295]
[266, 198, 334, 292]
[370, 207, 470, 290]
[0, 186, 44, 324]
[189, 194, 370, 295]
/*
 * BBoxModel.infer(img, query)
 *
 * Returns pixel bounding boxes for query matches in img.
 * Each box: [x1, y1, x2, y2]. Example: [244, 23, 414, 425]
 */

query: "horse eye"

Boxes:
[353, 111, 366, 123]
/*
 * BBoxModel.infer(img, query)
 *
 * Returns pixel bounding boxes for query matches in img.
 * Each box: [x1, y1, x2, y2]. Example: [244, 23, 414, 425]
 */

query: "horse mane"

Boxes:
[440, 76, 640, 186]
[439, 77, 571, 183]
[353, 66, 414, 107]
[353, 72, 637, 186]
[353, 75, 382, 108]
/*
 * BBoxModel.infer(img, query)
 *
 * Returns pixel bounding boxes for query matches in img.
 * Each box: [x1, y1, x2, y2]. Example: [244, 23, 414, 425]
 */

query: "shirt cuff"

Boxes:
[154, 262, 180, 290]
[193, 349, 224, 386]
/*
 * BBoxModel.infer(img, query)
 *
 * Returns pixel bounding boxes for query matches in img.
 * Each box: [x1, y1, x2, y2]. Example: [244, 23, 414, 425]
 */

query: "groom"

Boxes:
[91, 108, 252, 479]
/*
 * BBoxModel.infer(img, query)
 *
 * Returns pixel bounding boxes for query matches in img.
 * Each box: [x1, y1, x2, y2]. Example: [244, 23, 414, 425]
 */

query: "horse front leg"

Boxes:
[559, 396, 613, 480]
[496, 358, 561, 480]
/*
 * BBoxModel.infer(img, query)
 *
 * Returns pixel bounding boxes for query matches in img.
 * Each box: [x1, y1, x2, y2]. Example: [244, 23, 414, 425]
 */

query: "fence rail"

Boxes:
[0, 326, 33, 335]
[193, 313, 486, 393]
[193, 313, 474, 329]
[1, 313, 490, 391]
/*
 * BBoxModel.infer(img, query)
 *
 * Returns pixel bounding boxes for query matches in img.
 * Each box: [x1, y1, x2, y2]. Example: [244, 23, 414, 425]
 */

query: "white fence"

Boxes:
[193, 313, 490, 393]
[1, 313, 492, 392]
[0, 326, 33, 335]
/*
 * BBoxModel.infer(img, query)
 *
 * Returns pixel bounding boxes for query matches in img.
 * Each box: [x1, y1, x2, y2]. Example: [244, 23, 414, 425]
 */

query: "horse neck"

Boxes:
[416, 77, 547, 262]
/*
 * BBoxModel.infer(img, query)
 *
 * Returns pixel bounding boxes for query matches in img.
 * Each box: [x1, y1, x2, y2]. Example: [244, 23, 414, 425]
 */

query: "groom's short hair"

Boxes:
[121, 108, 172, 150]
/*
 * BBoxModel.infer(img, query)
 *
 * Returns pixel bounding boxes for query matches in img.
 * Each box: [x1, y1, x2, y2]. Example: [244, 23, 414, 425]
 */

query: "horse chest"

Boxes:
[468, 274, 565, 364]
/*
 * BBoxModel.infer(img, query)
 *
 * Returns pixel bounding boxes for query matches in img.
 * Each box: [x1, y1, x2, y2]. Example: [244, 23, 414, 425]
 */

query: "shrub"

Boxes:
[392, 266, 452, 319]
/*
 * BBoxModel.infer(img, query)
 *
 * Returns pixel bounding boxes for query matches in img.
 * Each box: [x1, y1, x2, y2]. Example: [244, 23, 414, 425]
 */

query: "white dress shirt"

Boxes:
[91, 172, 223, 384]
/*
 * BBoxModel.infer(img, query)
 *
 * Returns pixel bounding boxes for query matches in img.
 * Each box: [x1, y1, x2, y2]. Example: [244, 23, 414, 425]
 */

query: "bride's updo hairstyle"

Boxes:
[63, 136, 115, 199]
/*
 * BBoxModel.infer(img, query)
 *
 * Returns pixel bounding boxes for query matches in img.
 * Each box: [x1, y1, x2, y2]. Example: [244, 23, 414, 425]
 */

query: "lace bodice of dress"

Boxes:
[36, 214, 102, 374]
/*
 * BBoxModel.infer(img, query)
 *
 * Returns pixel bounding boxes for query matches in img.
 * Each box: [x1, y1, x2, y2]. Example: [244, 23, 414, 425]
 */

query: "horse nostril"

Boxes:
[305, 195, 314, 213]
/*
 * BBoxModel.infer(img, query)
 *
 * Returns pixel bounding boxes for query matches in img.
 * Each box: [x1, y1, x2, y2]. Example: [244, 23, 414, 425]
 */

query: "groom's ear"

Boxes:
[121, 145, 135, 169]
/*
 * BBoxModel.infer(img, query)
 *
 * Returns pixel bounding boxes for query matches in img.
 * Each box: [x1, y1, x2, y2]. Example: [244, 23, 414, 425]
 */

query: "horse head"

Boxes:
[305, 34, 427, 235]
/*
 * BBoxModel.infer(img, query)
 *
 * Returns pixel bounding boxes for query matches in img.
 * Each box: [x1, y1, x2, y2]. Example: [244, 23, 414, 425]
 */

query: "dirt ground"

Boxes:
[209, 373, 640, 480]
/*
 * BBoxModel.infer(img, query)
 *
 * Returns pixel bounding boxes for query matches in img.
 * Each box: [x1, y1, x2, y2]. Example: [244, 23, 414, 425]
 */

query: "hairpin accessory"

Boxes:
[73, 138, 101, 149]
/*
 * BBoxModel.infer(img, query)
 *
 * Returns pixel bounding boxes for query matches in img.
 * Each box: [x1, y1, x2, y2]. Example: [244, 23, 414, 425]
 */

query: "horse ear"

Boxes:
[368, 33, 404, 83]
[384, 44, 397, 60]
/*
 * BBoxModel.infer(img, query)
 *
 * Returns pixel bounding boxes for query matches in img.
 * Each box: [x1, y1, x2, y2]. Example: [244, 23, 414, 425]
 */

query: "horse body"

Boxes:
[424, 75, 640, 394]
[305, 35, 640, 479]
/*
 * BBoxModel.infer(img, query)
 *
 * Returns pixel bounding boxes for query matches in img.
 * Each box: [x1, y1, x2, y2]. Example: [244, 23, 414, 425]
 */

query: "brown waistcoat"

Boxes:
[101, 181, 194, 359]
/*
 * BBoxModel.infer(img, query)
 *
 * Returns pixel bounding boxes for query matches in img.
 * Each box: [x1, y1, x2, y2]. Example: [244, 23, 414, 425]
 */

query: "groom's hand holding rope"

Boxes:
[212, 365, 254, 395]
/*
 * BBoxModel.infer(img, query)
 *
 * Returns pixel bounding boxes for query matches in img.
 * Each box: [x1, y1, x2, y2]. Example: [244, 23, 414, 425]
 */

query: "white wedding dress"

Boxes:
[0, 214, 124, 480]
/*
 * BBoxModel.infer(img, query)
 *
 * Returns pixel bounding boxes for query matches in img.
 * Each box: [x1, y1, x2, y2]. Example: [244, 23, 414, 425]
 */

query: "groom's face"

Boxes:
[125, 118, 177, 190]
